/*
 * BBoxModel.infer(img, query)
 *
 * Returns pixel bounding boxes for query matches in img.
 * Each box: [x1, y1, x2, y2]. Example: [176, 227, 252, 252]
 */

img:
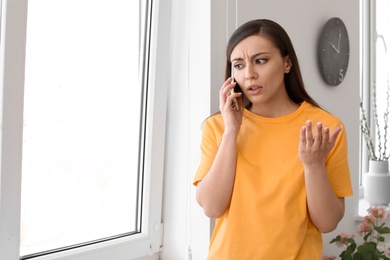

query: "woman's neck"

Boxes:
[249, 98, 300, 118]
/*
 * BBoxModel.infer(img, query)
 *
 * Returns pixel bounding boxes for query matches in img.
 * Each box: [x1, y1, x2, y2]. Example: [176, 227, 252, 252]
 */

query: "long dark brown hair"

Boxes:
[226, 19, 319, 109]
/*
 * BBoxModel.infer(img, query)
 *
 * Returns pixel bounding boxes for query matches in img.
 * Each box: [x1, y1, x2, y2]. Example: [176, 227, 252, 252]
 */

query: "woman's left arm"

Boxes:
[299, 120, 345, 233]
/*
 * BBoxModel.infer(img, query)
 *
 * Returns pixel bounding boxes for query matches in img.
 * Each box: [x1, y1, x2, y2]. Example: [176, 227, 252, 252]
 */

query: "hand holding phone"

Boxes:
[231, 63, 239, 110]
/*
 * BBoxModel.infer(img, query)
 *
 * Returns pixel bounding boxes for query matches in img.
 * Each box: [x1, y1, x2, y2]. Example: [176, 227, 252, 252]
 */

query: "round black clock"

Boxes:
[318, 17, 350, 86]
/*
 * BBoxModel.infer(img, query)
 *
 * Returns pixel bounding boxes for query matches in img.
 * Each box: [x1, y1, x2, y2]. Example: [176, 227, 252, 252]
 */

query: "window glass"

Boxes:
[20, 0, 143, 257]
[374, 0, 390, 160]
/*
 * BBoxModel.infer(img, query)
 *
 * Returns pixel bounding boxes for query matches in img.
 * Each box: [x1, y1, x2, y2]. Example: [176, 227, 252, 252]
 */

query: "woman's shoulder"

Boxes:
[202, 112, 224, 131]
[204, 112, 223, 124]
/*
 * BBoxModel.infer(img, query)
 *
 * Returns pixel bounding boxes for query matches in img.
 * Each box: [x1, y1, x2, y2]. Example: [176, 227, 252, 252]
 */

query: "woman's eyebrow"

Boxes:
[231, 52, 269, 62]
[231, 57, 243, 62]
[250, 52, 269, 59]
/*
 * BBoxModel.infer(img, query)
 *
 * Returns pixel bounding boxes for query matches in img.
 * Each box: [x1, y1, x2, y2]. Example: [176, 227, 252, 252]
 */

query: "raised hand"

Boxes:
[219, 77, 243, 134]
[298, 120, 342, 166]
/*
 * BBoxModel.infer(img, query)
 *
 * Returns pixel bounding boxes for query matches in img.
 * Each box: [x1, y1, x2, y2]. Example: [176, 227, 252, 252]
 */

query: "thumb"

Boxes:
[328, 126, 343, 147]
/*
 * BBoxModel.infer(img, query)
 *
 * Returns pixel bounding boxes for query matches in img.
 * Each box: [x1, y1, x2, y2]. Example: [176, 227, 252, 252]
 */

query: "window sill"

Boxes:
[356, 198, 390, 221]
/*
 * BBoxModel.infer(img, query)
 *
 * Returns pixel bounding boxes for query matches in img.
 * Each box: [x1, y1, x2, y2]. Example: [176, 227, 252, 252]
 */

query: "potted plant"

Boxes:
[323, 206, 390, 260]
[361, 79, 390, 206]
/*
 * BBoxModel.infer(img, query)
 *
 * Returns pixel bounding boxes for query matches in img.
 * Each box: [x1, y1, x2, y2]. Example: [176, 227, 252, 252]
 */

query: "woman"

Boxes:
[193, 19, 352, 259]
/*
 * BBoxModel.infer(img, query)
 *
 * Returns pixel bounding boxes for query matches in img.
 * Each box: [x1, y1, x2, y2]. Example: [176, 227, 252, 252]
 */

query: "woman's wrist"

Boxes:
[223, 129, 239, 139]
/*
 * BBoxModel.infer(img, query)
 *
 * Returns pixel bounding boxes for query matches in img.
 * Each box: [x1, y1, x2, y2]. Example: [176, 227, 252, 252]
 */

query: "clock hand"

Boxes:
[329, 42, 340, 54]
[337, 28, 341, 51]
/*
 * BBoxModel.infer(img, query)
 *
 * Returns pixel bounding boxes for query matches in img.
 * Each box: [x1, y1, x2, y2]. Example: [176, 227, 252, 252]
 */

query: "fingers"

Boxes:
[299, 121, 343, 165]
[231, 88, 239, 110]
[329, 125, 343, 146]
[301, 121, 315, 146]
[315, 122, 326, 148]
[219, 77, 241, 111]
[322, 126, 330, 149]
[219, 77, 235, 95]
[219, 78, 232, 107]
[306, 120, 314, 144]
[301, 120, 342, 148]
[300, 124, 307, 146]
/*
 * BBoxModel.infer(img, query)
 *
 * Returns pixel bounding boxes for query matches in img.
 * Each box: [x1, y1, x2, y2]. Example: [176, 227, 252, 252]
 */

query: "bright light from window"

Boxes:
[375, 0, 390, 160]
[20, 0, 142, 257]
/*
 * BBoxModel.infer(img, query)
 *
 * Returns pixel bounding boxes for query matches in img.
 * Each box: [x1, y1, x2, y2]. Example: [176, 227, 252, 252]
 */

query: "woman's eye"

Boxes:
[256, 59, 267, 64]
[234, 64, 244, 69]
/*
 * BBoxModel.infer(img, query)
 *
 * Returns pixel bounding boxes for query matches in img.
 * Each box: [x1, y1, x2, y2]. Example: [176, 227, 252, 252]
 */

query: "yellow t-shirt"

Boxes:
[193, 101, 353, 260]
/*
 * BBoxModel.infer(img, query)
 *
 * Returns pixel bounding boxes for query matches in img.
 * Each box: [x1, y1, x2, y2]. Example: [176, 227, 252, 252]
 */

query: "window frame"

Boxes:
[0, 0, 170, 259]
[360, 0, 372, 191]
[360, 0, 388, 194]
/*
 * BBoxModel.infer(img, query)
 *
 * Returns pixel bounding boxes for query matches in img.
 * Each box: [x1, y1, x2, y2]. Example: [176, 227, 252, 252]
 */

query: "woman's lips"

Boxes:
[246, 84, 262, 95]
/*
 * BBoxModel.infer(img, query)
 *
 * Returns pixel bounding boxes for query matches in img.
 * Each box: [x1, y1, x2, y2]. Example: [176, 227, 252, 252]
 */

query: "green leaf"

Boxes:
[347, 242, 357, 253]
[352, 253, 363, 260]
[340, 250, 354, 260]
[356, 242, 378, 259]
[330, 236, 342, 244]
[376, 226, 390, 234]
[364, 232, 372, 241]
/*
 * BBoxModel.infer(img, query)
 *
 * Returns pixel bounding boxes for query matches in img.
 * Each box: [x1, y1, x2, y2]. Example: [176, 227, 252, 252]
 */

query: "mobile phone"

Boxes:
[231, 63, 239, 110]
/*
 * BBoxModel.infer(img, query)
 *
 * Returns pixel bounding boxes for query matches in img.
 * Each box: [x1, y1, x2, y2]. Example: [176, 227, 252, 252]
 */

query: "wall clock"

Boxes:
[318, 17, 350, 86]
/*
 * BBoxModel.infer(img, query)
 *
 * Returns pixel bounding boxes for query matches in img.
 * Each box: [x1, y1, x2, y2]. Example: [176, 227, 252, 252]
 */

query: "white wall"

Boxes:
[161, 0, 360, 259]
[160, 0, 211, 259]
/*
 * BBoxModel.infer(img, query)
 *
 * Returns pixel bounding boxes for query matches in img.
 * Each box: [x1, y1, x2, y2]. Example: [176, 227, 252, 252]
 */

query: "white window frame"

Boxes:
[360, 0, 378, 178]
[360, 0, 388, 198]
[360, 0, 372, 192]
[0, 0, 171, 259]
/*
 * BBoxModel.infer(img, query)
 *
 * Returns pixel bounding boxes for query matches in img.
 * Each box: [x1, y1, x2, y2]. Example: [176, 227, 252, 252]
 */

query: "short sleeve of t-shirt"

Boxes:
[324, 123, 353, 197]
[193, 116, 223, 186]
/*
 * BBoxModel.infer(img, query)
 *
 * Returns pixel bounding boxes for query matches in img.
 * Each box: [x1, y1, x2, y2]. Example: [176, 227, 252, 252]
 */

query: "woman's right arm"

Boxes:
[196, 78, 242, 218]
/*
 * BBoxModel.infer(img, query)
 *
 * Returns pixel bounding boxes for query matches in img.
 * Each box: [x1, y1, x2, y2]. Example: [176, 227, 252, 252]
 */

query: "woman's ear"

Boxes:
[284, 56, 292, 73]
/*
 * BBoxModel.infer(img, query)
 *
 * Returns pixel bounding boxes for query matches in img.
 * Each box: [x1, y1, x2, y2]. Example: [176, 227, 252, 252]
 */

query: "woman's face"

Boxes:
[230, 35, 291, 108]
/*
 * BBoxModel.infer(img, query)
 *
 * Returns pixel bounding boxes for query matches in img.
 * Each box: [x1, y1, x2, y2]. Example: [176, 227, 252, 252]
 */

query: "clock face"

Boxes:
[318, 17, 350, 86]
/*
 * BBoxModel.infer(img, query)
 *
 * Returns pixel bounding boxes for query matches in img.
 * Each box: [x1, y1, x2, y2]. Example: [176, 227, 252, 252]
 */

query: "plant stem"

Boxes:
[361, 100, 378, 160]
[373, 81, 383, 160]
[383, 76, 390, 160]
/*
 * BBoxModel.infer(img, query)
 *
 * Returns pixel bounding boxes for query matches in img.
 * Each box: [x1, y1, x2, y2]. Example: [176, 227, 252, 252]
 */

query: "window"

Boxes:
[372, 0, 390, 160]
[0, 0, 169, 259]
[360, 0, 389, 199]
[361, 0, 390, 166]
[20, 0, 145, 257]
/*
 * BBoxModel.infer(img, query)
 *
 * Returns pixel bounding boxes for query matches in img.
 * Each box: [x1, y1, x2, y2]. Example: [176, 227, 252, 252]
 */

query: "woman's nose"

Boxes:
[245, 64, 257, 79]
